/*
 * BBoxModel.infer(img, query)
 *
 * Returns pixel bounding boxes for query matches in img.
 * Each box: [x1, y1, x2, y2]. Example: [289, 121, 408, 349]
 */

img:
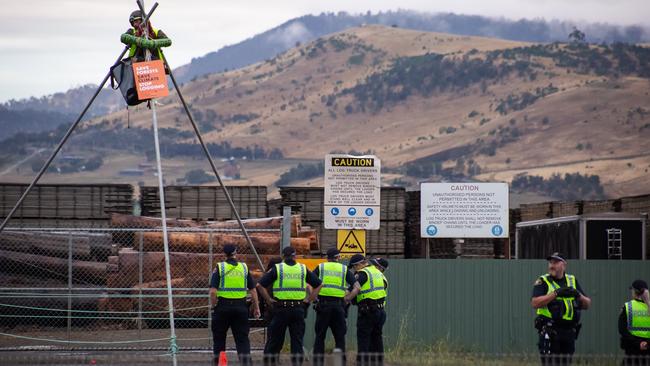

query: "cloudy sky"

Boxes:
[1, 0, 648, 103]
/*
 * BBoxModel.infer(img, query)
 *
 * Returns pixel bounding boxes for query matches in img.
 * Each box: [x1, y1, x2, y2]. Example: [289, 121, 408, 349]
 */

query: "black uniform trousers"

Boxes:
[538, 326, 576, 366]
[356, 306, 386, 366]
[211, 300, 251, 365]
[313, 300, 347, 366]
[263, 305, 306, 366]
[622, 349, 650, 366]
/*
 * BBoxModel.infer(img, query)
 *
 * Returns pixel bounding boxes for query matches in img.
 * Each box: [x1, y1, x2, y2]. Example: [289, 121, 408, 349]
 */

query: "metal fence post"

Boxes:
[138, 231, 144, 338]
[208, 231, 213, 349]
[67, 233, 73, 346]
[282, 206, 291, 251]
[426, 238, 430, 259]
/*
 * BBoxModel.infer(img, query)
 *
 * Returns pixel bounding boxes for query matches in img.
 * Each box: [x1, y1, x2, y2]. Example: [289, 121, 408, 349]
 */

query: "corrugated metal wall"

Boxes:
[304, 259, 650, 354]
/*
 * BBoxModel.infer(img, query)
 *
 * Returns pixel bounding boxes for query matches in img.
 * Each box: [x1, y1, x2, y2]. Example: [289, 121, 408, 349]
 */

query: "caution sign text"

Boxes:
[336, 229, 366, 258]
[133, 60, 169, 100]
[324, 154, 381, 230]
[420, 182, 509, 238]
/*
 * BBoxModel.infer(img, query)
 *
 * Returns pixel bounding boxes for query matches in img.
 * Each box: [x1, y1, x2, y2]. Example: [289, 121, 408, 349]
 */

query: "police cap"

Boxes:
[326, 248, 340, 259]
[375, 257, 389, 270]
[348, 254, 365, 266]
[546, 252, 566, 263]
[630, 279, 648, 292]
[282, 246, 296, 257]
[223, 244, 237, 256]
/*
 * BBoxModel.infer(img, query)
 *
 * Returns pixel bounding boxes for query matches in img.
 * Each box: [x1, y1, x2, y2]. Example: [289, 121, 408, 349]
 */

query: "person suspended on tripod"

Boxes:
[120, 10, 171, 66]
[112, 9, 172, 108]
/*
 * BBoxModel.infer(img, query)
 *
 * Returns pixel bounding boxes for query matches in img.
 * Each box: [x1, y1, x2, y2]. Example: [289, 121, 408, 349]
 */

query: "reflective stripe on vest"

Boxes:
[129, 28, 164, 60]
[536, 274, 576, 321]
[625, 300, 650, 339]
[318, 262, 347, 298]
[272, 262, 307, 300]
[356, 266, 387, 302]
[216, 261, 248, 299]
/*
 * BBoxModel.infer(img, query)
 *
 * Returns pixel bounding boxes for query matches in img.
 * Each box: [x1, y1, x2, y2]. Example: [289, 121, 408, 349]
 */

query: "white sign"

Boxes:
[420, 183, 509, 238]
[324, 154, 381, 230]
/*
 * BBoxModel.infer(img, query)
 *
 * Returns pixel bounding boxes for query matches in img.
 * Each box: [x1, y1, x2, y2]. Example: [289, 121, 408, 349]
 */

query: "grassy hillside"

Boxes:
[3, 25, 649, 201]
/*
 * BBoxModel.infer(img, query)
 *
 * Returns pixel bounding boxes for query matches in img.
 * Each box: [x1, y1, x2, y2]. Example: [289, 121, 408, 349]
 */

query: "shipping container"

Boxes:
[515, 212, 646, 259]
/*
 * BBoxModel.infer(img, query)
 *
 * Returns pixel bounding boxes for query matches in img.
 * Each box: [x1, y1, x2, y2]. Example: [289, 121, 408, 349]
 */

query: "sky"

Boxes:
[1, 0, 648, 103]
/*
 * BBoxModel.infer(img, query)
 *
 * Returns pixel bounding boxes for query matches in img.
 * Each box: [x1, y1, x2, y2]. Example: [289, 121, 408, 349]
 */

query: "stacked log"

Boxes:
[0, 249, 107, 284]
[102, 214, 320, 315]
[109, 213, 316, 252]
[0, 231, 113, 261]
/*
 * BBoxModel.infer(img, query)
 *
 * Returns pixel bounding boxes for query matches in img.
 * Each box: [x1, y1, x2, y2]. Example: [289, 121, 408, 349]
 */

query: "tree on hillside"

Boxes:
[185, 169, 216, 184]
[569, 27, 586, 44]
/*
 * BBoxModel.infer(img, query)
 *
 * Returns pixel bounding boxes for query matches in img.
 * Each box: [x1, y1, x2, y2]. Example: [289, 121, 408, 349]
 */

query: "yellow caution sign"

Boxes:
[337, 230, 366, 258]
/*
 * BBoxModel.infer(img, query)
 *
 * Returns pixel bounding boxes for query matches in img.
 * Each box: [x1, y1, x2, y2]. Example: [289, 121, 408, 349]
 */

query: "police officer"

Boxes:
[531, 252, 591, 365]
[209, 244, 260, 366]
[312, 248, 358, 366]
[369, 258, 389, 273]
[257, 246, 323, 366]
[618, 279, 650, 365]
[346, 254, 387, 366]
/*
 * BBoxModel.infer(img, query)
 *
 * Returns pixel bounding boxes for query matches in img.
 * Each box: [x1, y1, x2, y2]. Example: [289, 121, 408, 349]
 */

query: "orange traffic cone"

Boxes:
[218, 351, 228, 366]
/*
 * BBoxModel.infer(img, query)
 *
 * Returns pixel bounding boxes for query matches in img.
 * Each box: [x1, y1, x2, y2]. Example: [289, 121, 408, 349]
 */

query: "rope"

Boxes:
[0, 293, 208, 298]
[0, 332, 171, 345]
[0, 326, 266, 347]
[0, 302, 209, 314]
[0, 314, 209, 320]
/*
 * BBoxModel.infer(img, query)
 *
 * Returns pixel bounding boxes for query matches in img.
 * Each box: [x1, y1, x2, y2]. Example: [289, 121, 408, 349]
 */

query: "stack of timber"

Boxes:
[0, 230, 113, 286]
[102, 214, 319, 316]
[405, 190, 428, 258]
[140, 186, 268, 220]
[279, 187, 406, 257]
[0, 183, 133, 228]
[403, 190, 505, 258]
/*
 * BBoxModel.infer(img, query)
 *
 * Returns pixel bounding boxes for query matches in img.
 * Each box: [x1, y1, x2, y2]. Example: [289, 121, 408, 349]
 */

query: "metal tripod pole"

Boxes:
[135, 2, 177, 365]
[0, 45, 129, 234]
[161, 50, 265, 272]
[136, 0, 178, 363]
[0, 2, 161, 236]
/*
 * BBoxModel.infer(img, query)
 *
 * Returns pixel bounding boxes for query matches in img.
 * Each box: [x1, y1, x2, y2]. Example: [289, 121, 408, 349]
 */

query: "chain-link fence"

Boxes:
[0, 215, 295, 351]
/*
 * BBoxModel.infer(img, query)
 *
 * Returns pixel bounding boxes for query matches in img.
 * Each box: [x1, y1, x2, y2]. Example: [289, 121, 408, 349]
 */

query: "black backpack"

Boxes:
[110, 58, 145, 106]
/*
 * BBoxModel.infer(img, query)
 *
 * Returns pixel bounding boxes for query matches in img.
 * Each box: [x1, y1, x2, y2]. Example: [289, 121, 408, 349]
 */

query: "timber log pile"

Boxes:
[101, 214, 318, 317]
[0, 213, 319, 324]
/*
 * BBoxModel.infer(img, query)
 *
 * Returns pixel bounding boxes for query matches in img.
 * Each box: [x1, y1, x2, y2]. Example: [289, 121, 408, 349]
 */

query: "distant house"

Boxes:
[223, 161, 241, 179]
[118, 168, 144, 177]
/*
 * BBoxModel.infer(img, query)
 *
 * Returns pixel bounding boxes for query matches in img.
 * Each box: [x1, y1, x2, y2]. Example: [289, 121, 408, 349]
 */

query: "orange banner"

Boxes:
[132, 60, 169, 100]
[296, 258, 327, 271]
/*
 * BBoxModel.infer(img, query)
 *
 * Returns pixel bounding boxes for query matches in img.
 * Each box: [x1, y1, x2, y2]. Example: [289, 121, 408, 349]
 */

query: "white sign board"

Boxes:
[324, 154, 381, 230]
[420, 183, 509, 238]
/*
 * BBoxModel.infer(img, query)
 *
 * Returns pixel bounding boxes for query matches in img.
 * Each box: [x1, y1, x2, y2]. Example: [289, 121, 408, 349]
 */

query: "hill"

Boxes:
[173, 11, 650, 84]
[2, 25, 650, 201]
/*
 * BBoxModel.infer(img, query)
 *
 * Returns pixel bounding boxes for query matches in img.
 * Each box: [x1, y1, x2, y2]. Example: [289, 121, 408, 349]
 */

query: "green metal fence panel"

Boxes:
[305, 259, 650, 355]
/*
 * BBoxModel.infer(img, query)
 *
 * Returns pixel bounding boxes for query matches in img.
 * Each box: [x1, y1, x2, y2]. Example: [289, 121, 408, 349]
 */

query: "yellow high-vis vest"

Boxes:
[318, 262, 347, 298]
[625, 300, 650, 339]
[536, 274, 577, 321]
[128, 28, 164, 61]
[216, 261, 248, 299]
[356, 266, 387, 302]
[272, 262, 307, 300]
